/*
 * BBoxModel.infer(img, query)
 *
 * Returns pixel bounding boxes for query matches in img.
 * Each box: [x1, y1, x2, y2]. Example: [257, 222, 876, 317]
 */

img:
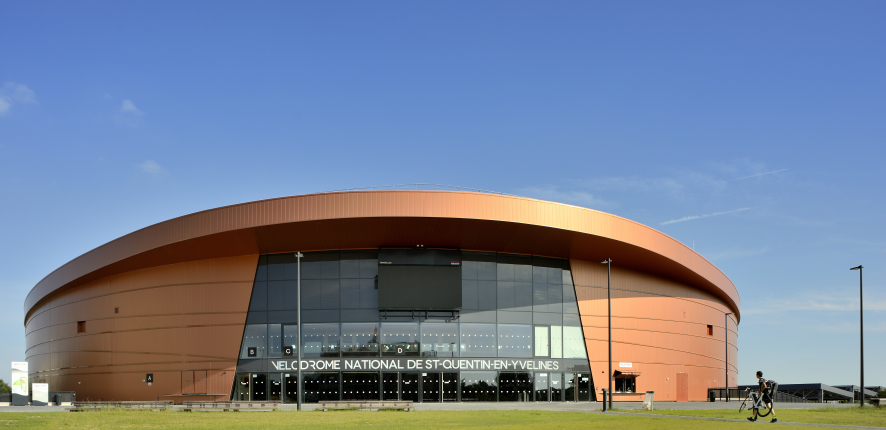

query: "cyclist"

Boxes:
[747, 371, 777, 423]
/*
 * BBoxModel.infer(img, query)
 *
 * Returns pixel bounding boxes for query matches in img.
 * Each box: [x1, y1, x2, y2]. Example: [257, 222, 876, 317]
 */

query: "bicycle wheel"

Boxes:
[756, 402, 772, 417]
[739, 397, 749, 414]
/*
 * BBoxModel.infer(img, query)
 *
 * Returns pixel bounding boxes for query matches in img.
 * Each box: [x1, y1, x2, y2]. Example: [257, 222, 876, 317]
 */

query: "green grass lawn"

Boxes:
[0, 409, 861, 430]
[631, 406, 886, 427]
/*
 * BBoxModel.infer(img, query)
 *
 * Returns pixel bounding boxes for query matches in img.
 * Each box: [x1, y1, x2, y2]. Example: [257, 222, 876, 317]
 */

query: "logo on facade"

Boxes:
[248, 347, 257, 357]
[283, 346, 294, 356]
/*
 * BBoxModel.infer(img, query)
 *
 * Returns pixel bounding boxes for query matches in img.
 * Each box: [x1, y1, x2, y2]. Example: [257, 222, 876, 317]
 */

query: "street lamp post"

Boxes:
[850, 265, 863, 406]
[725, 312, 734, 402]
[296, 252, 304, 411]
[601, 258, 612, 410]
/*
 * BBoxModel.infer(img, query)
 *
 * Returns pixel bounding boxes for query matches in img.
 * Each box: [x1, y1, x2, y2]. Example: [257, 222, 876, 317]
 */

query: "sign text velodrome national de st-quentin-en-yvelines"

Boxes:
[269, 358, 569, 372]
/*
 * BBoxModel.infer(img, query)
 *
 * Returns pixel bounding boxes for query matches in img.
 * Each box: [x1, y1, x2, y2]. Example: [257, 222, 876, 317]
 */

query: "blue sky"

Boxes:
[1, 1, 883, 387]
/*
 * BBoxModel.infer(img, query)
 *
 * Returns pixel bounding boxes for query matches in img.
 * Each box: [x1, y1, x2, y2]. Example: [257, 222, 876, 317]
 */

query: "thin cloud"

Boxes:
[0, 82, 37, 116]
[138, 160, 167, 175]
[121, 99, 143, 115]
[661, 207, 750, 225]
[714, 168, 788, 184]
[744, 293, 886, 315]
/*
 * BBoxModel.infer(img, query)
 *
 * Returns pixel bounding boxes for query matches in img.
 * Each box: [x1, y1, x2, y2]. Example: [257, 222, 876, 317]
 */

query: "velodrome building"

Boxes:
[24, 189, 740, 403]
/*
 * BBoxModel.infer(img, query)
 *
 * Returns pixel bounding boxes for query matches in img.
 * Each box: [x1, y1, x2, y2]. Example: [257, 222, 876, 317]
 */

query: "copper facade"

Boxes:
[24, 191, 739, 402]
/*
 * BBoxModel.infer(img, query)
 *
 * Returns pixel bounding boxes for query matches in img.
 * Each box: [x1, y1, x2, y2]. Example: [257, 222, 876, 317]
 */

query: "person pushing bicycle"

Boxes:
[748, 371, 777, 423]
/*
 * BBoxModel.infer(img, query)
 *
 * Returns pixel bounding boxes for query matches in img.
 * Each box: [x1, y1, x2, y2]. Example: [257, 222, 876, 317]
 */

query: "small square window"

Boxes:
[706, 325, 713, 336]
[114, 307, 119, 314]
[77, 321, 86, 333]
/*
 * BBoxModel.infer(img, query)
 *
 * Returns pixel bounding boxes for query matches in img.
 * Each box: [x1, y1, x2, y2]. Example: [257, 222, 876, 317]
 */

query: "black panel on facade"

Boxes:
[378, 265, 462, 310]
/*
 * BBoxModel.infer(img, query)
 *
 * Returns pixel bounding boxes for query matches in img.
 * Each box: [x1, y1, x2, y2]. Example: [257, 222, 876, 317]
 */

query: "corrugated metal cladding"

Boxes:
[23, 190, 739, 402]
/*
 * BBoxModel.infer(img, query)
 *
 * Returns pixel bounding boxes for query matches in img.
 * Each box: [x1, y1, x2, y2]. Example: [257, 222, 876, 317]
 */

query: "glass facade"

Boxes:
[234, 250, 593, 403]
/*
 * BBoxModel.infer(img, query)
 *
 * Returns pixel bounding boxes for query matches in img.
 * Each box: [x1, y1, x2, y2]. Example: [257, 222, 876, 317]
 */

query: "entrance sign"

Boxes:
[269, 358, 566, 372]
[11, 362, 28, 406]
[619, 362, 632, 368]
[146, 373, 153, 383]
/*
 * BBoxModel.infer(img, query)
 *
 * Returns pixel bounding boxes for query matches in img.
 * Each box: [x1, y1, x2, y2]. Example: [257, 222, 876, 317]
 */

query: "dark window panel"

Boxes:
[321, 260, 340, 279]
[496, 281, 515, 309]
[533, 266, 546, 283]
[254, 255, 268, 282]
[267, 281, 285, 311]
[496, 253, 532, 265]
[300, 261, 322, 280]
[340, 260, 360, 279]
[547, 268, 562, 285]
[359, 278, 378, 309]
[514, 282, 533, 311]
[533, 312, 563, 326]
[497, 310, 532, 324]
[497, 264, 515, 282]
[339, 309, 379, 322]
[547, 283, 563, 313]
[461, 261, 478, 280]
[246, 312, 267, 324]
[514, 264, 532, 283]
[497, 324, 532, 358]
[340, 250, 378, 260]
[249, 282, 267, 312]
[340, 279, 360, 308]
[462, 280, 479, 310]
[267, 310, 299, 324]
[478, 280, 496, 310]
[359, 259, 378, 279]
[300, 309, 340, 323]
[532, 283, 548, 313]
[477, 262, 496, 281]
[562, 270, 574, 286]
[341, 323, 379, 357]
[462, 251, 496, 263]
[283, 280, 299, 310]
[458, 310, 496, 323]
[267, 254, 287, 281]
[301, 279, 322, 309]
[460, 323, 496, 357]
[283, 257, 299, 280]
[321, 279, 340, 309]
[563, 313, 581, 327]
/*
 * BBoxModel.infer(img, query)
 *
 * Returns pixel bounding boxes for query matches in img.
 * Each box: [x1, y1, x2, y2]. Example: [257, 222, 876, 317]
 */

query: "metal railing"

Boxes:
[326, 184, 521, 197]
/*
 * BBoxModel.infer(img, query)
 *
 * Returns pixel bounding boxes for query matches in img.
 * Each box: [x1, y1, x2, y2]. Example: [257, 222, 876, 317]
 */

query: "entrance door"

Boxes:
[382, 373, 399, 400]
[401, 373, 419, 401]
[269, 373, 282, 401]
[577, 373, 591, 401]
[535, 373, 549, 401]
[676, 373, 689, 402]
[194, 371, 207, 394]
[284, 374, 298, 403]
[550, 373, 562, 401]
[442, 373, 458, 402]
[422, 373, 441, 402]
[251, 373, 268, 401]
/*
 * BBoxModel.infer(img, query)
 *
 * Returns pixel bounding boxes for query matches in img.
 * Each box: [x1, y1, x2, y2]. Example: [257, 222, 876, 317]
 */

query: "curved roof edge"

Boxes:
[25, 190, 740, 323]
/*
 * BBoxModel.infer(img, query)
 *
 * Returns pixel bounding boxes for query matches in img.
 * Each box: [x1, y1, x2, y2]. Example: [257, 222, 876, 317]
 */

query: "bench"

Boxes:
[319, 400, 413, 411]
[182, 401, 280, 412]
[67, 401, 173, 412]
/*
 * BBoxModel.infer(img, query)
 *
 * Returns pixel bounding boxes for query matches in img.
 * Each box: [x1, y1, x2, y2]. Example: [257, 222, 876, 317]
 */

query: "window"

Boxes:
[77, 321, 86, 333]
[341, 323, 378, 357]
[421, 322, 458, 357]
[563, 326, 587, 359]
[302, 324, 340, 358]
[497, 324, 532, 358]
[534, 326, 549, 357]
[707, 325, 713, 336]
[114, 307, 119, 314]
[459, 323, 496, 357]
[615, 377, 636, 393]
[239, 324, 268, 359]
[381, 323, 419, 356]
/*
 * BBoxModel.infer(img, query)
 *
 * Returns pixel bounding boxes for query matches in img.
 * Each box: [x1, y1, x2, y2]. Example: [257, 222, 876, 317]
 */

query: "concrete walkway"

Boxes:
[606, 411, 884, 430]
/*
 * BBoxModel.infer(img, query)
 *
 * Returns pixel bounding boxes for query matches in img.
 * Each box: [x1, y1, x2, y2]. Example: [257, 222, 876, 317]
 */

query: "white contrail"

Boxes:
[661, 208, 751, 225]
[717, 168, 788, 183]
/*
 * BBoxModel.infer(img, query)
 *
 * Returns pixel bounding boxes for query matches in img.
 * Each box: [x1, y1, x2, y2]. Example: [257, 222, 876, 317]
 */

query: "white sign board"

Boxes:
[618, 362, 633, 368]
[11, 362, 28, 406]
[32, 383, 49, 406]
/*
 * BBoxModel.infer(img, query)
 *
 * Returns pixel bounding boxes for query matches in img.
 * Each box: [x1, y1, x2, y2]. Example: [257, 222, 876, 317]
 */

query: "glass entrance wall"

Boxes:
[342, 372, 379, 400]
[461, 371, 497, 402]
[236, 250, 591, 403]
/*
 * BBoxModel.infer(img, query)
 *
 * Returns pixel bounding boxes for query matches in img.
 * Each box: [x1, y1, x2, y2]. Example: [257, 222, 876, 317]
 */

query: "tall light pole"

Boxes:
[725, 312, 734, 402]
[296, 252, 304, 411]
[601, 258, 612, 410]
[850, 265, 863, 406]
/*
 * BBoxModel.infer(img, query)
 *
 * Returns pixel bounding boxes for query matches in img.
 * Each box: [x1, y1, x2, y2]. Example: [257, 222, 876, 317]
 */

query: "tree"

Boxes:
[0, 379, 10, 393]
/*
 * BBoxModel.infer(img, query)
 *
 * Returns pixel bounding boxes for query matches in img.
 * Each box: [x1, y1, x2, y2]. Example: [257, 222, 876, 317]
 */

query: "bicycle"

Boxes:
[739, 387, 773, 418]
